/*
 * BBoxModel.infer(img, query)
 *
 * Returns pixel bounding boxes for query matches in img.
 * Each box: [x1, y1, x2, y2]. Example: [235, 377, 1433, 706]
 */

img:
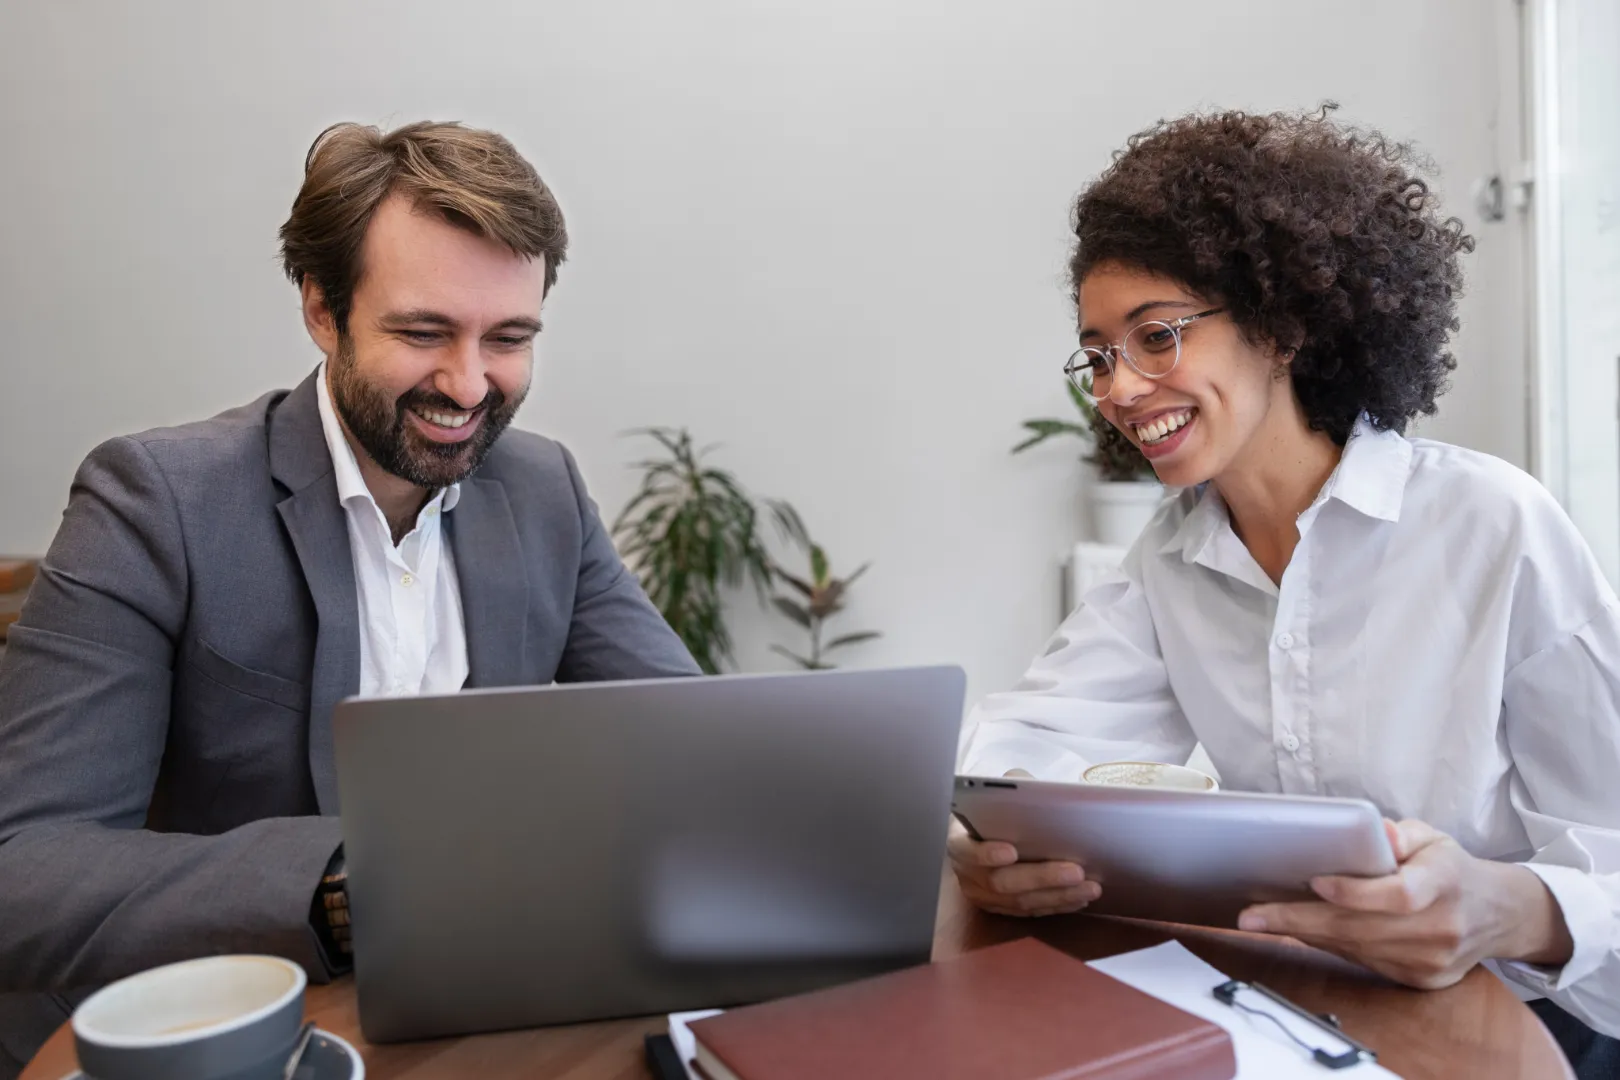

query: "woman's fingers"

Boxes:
[968, 882, 1100, 917]
[987, 860, 1086, 895]
[946, 818, 1018, 869]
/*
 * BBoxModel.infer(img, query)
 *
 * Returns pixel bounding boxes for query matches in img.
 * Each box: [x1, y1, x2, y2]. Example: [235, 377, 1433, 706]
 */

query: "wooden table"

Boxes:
[0, 556, 37, 652]
[25, 876, 1571, 1080]
[0, 587, 27, 644]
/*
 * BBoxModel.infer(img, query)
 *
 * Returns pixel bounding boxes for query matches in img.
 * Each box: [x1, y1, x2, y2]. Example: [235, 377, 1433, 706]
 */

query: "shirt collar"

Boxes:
[1316, 414, 1412, 524]
[314, 362, 461, 513]
[1159, 484, 1227, 563]
[1158, 414, 1413, 563]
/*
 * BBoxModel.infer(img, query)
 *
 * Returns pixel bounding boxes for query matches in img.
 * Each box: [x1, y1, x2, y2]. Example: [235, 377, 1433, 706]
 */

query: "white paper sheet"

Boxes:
[1089, 941, 1402, 1078]
[667, 1009, 722, 1080]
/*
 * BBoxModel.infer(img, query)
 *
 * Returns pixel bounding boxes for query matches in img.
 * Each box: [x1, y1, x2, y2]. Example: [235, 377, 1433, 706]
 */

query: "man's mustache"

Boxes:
[396, 387, 505, 416]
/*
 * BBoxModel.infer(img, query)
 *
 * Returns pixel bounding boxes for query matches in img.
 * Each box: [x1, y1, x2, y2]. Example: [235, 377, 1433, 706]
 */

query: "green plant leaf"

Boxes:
[614, 425, 781, 673]
[611, 486, 664, 534]
[1010, 419, 1088, 454]
[809, 545, 829, 588]
[768, 644, 818, 669]
[772, 597, 812, 628]
[825, 630, 881, 650]
[765, 499, 810, 550]
[1012, 378, 1156, 480]
[774, 567, 815, 599]
[1066, 378, 1091, 414]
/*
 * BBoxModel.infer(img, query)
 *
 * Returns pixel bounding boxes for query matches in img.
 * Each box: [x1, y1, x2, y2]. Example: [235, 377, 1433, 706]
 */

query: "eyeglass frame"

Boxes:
[1063, 306, 1226, 402]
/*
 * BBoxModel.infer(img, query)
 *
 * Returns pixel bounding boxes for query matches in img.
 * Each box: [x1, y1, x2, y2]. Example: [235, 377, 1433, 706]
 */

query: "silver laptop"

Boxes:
[332, 665, 965, 1043]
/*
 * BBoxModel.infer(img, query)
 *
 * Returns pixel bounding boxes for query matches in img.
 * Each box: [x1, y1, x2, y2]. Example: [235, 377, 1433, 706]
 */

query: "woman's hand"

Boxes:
[946, 817, 1099, 917]
[1237, 819, 1574, 989]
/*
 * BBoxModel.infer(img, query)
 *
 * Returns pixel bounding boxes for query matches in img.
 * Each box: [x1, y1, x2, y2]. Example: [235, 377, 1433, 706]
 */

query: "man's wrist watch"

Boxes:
[311, 847, 352, 968]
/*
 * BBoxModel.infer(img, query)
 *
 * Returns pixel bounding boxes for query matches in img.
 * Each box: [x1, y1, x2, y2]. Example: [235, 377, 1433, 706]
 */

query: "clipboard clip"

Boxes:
[1212, 979, 1378, 1070]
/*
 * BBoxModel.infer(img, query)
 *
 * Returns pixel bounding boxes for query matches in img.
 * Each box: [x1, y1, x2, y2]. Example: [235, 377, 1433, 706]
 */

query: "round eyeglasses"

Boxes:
[1064, 307, 1225, 402]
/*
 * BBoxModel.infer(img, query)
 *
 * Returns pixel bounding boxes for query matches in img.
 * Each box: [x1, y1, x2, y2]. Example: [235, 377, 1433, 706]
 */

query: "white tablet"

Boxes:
[951, 774, 1397, 928]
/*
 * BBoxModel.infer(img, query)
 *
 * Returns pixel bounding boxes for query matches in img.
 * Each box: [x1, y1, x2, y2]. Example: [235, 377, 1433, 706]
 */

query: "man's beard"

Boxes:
[329, 334, 524, 489]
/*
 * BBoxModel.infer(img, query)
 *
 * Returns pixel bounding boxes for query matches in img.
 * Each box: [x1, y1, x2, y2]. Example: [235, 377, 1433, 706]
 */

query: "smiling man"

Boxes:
[0, 121, 697, 1074]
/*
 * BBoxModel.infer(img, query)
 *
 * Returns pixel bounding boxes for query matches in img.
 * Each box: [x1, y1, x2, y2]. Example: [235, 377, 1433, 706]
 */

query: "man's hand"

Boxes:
[947, 817, 1098, 917]
[1237, 819, 1573, 990]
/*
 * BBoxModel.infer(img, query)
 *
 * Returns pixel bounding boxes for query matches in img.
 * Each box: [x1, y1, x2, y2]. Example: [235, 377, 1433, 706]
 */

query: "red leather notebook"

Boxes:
[686, 937, 1235, 1080]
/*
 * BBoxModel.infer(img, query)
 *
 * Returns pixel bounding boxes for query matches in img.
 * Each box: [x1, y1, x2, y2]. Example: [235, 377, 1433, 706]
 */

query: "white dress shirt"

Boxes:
[960, 418, 1620, 1036]
[315, 364, 470, 697]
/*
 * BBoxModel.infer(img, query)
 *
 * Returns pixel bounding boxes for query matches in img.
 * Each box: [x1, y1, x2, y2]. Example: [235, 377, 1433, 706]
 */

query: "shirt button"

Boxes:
[1275, 632, 1295, 650]
[400, 573, 415, 587]
[427, 507, 439, 517]
[1281, 733, 1302, 753]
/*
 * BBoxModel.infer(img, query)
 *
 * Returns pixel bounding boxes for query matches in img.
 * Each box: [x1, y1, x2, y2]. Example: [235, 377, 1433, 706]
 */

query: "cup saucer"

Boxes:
[293, 1028, 365, 1079]
[63, 1026, 364, 1080]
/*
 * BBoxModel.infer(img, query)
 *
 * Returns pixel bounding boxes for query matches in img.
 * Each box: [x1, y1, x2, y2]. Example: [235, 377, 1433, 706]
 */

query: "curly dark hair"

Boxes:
[1070, 105, 1475, 445]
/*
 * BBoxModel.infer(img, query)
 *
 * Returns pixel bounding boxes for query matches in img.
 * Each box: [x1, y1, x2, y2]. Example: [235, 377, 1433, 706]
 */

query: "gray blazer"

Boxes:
[0, 369, 697, 1070]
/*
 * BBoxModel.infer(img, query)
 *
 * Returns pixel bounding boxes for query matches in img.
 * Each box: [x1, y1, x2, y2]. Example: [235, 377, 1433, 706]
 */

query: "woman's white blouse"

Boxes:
[959, 419, 1620, 1035]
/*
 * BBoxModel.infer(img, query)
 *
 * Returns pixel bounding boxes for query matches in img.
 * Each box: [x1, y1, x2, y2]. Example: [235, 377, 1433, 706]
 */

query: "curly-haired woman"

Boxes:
[954, 107, 1620, 1073]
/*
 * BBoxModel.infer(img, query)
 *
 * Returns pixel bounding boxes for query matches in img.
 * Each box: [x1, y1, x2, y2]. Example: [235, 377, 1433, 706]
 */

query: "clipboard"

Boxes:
[1213, 980, 1378, 1069]
[1089, 941, 1399, 1077]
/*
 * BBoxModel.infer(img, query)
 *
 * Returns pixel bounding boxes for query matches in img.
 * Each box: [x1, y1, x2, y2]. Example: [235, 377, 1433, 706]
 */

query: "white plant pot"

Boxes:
[1090, 480, 1164, 546]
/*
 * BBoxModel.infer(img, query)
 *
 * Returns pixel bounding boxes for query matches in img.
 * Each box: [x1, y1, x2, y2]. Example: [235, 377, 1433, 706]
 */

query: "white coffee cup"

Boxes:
[72, 954, 307, 1080]
[1082, 760, 1220, 792]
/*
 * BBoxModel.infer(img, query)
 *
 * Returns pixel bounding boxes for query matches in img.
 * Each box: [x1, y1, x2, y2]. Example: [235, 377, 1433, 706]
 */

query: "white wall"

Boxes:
[0, 0, 1525, 708]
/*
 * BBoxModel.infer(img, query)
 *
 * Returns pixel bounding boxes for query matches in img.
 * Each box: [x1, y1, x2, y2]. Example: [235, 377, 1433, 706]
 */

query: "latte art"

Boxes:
[1082, 761, 1217, 791]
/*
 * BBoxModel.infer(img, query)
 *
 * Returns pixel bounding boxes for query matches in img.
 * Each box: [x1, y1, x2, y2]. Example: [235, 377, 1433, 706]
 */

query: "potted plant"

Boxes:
[764, 502, 881, 670]
[611, 428, 777, 674]
[1013, 381, 1163, 546]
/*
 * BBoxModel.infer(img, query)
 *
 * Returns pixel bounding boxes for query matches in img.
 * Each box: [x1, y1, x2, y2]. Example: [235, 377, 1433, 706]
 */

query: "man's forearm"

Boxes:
[0, 815, 343, 992]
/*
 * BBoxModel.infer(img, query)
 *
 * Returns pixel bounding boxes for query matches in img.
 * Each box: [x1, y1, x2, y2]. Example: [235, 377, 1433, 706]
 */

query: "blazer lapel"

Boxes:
[270, 370, 360, 815]
[449, 477, 529, 687]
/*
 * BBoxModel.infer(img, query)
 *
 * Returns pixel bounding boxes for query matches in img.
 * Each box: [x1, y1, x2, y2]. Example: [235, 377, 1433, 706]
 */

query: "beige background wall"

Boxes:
[0, 0, 1528, 705]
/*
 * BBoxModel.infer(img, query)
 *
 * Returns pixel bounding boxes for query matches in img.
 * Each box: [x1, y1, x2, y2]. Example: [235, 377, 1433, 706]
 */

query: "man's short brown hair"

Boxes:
[279, 120, 568, 333]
